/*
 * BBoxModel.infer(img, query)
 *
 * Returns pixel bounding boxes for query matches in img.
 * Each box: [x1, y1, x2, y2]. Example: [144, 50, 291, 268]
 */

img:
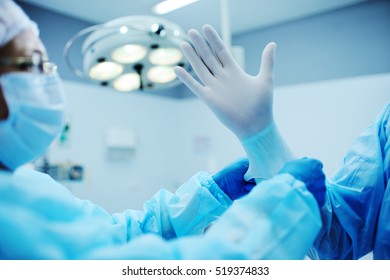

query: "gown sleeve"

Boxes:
[79, 174, 321, 260]
[111, 171, 232, 239]
[309, 102, 390, 259]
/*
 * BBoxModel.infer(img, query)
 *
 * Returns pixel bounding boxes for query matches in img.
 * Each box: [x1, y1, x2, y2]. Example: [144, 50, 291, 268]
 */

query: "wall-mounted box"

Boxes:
[106, 127, 136, 159]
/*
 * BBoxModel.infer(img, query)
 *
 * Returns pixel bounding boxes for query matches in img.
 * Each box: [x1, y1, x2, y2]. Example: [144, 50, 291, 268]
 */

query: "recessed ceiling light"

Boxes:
[152, 0, 199, 15]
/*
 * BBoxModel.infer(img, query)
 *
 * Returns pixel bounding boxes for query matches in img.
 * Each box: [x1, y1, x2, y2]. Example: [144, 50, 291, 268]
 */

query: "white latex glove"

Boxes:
[175, 24, 295, 181]
[174, 24, 275, 140]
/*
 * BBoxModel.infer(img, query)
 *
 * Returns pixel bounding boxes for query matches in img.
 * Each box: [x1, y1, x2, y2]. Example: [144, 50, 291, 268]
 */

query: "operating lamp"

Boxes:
[64, 16, 190, 93]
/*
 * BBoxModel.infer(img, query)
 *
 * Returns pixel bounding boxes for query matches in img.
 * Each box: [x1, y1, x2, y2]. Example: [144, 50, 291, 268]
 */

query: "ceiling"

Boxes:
[19, 0, 368, 36]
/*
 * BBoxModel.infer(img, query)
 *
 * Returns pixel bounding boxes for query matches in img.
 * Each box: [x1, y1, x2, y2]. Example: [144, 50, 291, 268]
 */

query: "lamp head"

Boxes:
[150, 23, 166, 38]
[65, 16, 190, 94]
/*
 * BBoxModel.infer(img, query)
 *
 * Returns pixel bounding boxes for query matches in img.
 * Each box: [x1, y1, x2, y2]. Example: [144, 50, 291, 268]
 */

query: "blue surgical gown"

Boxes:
[311, 102, 390, 260]
[0, 166, 320, 259]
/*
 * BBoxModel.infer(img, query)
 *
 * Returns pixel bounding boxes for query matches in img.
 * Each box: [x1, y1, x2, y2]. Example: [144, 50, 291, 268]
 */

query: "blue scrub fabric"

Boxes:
[311, 102, 390, 260]
[0, 168, 320, 259]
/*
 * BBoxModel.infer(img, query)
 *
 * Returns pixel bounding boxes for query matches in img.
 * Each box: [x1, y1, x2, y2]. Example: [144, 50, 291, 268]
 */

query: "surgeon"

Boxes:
[0, 0, 325, 259]
[174, 24, 389, 260]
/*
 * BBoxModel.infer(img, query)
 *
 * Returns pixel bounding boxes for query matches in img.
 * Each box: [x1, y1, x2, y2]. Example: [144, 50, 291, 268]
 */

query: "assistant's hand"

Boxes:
[174, 24, 276, 140]
[278, 158, 326, 207]
[212, 158, 256, 200]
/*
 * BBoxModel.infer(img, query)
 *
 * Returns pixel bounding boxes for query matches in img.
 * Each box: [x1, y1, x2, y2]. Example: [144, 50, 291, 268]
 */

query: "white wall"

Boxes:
[47, 73, 390, 213]
[274, 73, 390, 176]
[48, 82, 181, 212]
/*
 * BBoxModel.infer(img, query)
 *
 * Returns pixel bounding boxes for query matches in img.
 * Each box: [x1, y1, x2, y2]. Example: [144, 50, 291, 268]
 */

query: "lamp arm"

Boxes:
[63, 24, 102, 79]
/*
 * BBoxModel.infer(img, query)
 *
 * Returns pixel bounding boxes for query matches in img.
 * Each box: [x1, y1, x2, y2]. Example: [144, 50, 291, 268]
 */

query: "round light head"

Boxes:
[111, 44, 147, 64]
[113, 73, 141, 92]
[147, 66, 176, 84]
[149, 47, 183, 66]
[77, 16, 189, 93]
[88, 61, 123, 81]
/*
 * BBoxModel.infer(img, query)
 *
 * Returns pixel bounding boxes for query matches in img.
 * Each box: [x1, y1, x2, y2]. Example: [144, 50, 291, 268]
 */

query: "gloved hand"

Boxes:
[174, 24, 276, 140]
[278, 158, 326, 208]
[212, 158, 256, 200]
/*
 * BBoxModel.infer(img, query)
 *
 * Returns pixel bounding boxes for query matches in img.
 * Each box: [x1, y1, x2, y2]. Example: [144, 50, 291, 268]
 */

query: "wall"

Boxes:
[234, 0, 390, 86]
[274, 73, 389, 173]
[47, 82, 181, 212]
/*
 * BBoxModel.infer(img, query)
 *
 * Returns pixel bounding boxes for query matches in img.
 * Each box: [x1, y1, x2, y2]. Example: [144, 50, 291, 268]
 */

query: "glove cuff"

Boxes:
[241, 122, 295, 182]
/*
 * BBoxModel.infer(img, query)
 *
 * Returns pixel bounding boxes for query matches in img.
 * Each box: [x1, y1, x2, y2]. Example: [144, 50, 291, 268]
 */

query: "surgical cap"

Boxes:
[0, 0, 38, 47]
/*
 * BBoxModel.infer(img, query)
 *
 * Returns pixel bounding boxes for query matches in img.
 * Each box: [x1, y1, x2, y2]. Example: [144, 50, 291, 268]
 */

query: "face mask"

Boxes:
[0, 72, 66, 170]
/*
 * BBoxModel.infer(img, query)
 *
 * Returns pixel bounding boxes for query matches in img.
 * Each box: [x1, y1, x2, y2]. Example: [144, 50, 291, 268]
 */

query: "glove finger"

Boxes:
[258, 42, 276, 80]
[188, 29, 223, 77]
[203, 24, 238, 70]
[180, 42, 215, 86]
[311, 158, 323, 169]
[304, 158, 323, 168]
[174, 66, 205, 97]
[232, 158, 250, 173]
[307, 175, 326, 195]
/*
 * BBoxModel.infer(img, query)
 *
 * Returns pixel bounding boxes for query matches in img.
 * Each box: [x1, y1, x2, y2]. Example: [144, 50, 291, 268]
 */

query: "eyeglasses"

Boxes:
[0, 51, 57, 74]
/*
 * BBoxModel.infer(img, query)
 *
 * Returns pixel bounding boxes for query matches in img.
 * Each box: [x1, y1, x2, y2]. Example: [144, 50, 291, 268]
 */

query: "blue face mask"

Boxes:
[0, 72, 66, 170]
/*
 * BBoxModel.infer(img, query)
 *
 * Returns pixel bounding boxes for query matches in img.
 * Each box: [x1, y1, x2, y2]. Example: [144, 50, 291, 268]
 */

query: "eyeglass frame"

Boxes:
[0, 51, 57, 74]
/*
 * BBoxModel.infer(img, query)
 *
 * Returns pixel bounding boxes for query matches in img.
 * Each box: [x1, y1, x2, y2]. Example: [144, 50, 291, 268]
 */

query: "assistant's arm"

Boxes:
[309, 102, 390, 259]
[112, 172, 232, 240]
[86, 173, 321, 260]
